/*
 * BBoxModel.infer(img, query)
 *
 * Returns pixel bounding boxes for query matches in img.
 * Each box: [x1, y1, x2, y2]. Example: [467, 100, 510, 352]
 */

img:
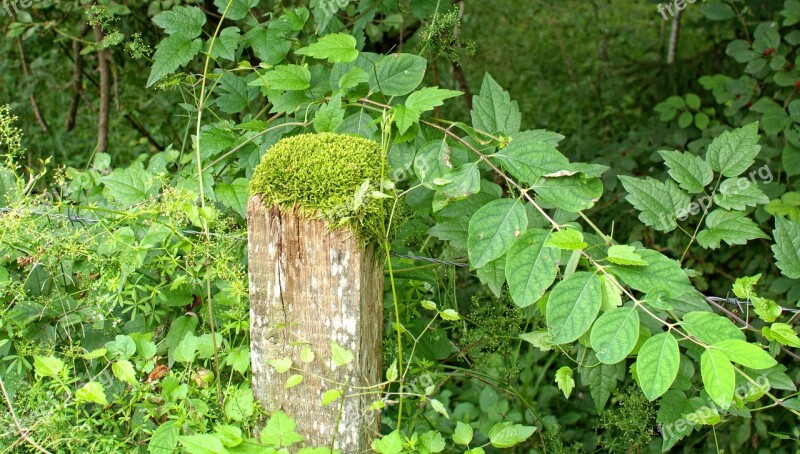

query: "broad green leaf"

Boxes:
[76, 382, 108, 406]
[214, 0, 258, 20]
[258, 65, 311, 91]
[505, 229, 558, 307]
[488, 423, 537, 449]
[590, 307, 640, 364]
[322, 389, 343, 406]
[705, 123, 761, 177]
[33, 355, 64, 378]
[599, 274, 623, 311]
[148, 421, 180, 453]
[678, 111, 693, 129]
[618, 176, 689, 232]
[224, 386, 254, 421]
[681, 311, 745, 345]
[374, 53, 427, 96]
[608, 248, 693, 298]
[772, 216, 800, 278]
[467, 198, 528, 268]
[296, 33, 358, 63]
[476, 256, 506, 297]
[752, 296, 781, 323]
[210, 27, 242, 61]
[174, 333, 199, 363]
[216, 178, 249, 218]
[732, 274, 761, 299]
[510, 129, 565, 146]
[635, 332, 680, 401]
[147, 35, 202, 88]
[153, 6, 206, 38]
[440, 309, 460, 321]
[406, 87, 462, 113]
[428, 218, 468, 251]
[284, 374, 303, 388]
[762, 323, 800, 347]
[658, 150, 713, 194]
[216, 73, 257, 114]
[606, 245, 647, 266]
[112, 360, 137, 386]
[657, 391, 695, 451]
[179, 434, 228, 454]
[100, 166, 159, 206]
[245, 26, 291, 65]
[581, 349, 625, 411]
[533, 174, 603, 212]
[471, 73, 521, 135]
[214, 425, 243, 448]
[453, 421, 473, 445]
[713, 178, 769, 210]
[336, 67, 369, 93]
[546, 272, 602, 344]
[519, 330, 555, 351]
[260, 410, 303, 447]
[330, 341, 354, 367]
[313, 98, 345, 133]
[555, 366, 575, 398]
[372, 430, 404, 454]
[393, 105, 419, 135]
[429, 399, 449, 419]
[419, 431, 446, 454]
[439, 162, 480, 199]
[544, 229, 586, 250]
[225, 348, 250, 374]
[696, 209, 768, 249]
[700, 348, 735, 409]
[713, 339, 777, 369]
[493, 138, 570, 184]
[268, 358, 292, 373]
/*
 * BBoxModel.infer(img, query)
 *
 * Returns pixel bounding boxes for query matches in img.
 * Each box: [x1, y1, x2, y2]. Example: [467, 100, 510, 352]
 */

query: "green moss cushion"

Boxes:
[249, 132, 387, 243]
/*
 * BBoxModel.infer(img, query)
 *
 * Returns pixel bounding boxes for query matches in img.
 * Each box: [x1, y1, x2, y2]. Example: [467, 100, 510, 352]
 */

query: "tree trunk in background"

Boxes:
[667, 10, 682, 65]
[247, 196, 383, 452]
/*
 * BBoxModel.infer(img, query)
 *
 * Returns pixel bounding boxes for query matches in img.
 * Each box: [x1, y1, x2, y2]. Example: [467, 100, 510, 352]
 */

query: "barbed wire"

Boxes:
[3, 207, 798, 313]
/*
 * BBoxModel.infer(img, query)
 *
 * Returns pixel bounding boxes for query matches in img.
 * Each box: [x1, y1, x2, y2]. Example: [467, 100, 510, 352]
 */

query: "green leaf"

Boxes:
[702, 2, 736, 20]
[581, 349, 625, 411]
[467, 198, 528, 268]
[406, 87, 463, 113]
[419, 431, 446, 454]
[216, 73, 257, 114]
[544, 229, 586, 251]
[429, 399, 449, 419]
[505, 229, 558, 308]
[322, 389, 343, 406]
[636, 332, 680, 401]
[488, 423, 537, 449]
[772, 216, 800, 278]
[678, 111, 694, 129]
[245, 26, 290, 65]
[260, 410, 304, 447]
[713, 339, 777, 369]
[372, 430, 404, 454]
[179, 434, 228, 454]
[268, 357, 292, 373]
[546, 272, 602, 344]
[76, 381, 108, 406]
[762, 323, 800, 347]
[174, 333, 199, 363]
[313, 98, 345, 133]
[555, 366, 575, 398]
[284, 374, 303, 389]
[590, 307, 640, 364]
[681, 311, 745, 345]
[713, 178, 769, 210]
[296, 33, 358, 63]
[439, 162, 481, 199]
[493, 138, 570, 184]
[153, 6, 206, 38]
[224, 386, 254, 421]
[216, 178, 249, 218]
[214, 425, 243, 448]
[752, 296, 782, 323]
[112, 360, 137, 386]
[732, 274, 760, 299]
[374, 53, 427, 96]
[147, 35, 202, 87]
[519, 330, 555, 351]
[336, 67, 369, 93]
[658, 150, 713, 194]
[329, 341, 354, 367]
[210, 27, 241, 61]
[471, 73, 521, 135]
[453, 421, 474, 445]
[214, 0, 258, 20]
[700, 349, 735, 409]
[705, 123, 761, 178]
[476, 256, 505, 297]
[696, 209, 768, 249]
[148, 421, 180, 453]
[606, 245, 647, 266]
[533, 174, 604, 212]
[100, 166, 159, 206]
[608, 248, 693, 298]
[393, 105, 419, 135]
[258, 65, 311, 91]
[619, 176, 689, 232]
[440, 309, 460, 321]
[224, 348, 250, 374]
[33, 355, 64, 378]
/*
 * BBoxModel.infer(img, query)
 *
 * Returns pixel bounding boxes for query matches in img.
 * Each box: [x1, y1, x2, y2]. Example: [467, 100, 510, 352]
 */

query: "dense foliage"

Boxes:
[1, 0, 799, 453]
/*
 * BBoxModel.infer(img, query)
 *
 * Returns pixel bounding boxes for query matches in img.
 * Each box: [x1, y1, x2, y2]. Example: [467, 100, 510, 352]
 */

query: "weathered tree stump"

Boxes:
[247, 198, 383, 451]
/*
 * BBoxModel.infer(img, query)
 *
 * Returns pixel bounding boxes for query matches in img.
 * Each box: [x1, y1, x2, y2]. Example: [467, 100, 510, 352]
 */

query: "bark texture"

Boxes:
[247, 196, 383, 452]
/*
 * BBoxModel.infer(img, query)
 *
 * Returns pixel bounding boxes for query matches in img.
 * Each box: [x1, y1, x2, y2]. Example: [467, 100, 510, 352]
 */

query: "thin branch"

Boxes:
[65, 23, 90, 132]
[0, 376, 52, 454]
[16, 38, 50, 134]
[93, 25, 110, 153]
[667, 9, 682, 64]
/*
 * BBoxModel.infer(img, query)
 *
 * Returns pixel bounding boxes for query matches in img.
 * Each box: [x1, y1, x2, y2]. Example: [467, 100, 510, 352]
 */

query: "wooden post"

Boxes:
[247, 196, 383, 451]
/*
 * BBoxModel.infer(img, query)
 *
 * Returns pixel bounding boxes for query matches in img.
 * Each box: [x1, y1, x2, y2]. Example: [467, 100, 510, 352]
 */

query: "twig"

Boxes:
[0, 376, 52, 454]
[15, 38, 50, 134]
[667, 9, 682, 64]
[65, 23, 90, 132]
[93, 25, 110, 153]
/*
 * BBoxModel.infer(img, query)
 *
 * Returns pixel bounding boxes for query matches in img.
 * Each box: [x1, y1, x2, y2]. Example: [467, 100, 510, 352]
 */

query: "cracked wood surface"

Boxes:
[247, 195, 383, 452]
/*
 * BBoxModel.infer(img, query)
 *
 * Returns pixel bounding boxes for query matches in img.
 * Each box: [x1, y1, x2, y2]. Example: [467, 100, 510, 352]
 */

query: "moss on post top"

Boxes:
[249, 132, 387, 242]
